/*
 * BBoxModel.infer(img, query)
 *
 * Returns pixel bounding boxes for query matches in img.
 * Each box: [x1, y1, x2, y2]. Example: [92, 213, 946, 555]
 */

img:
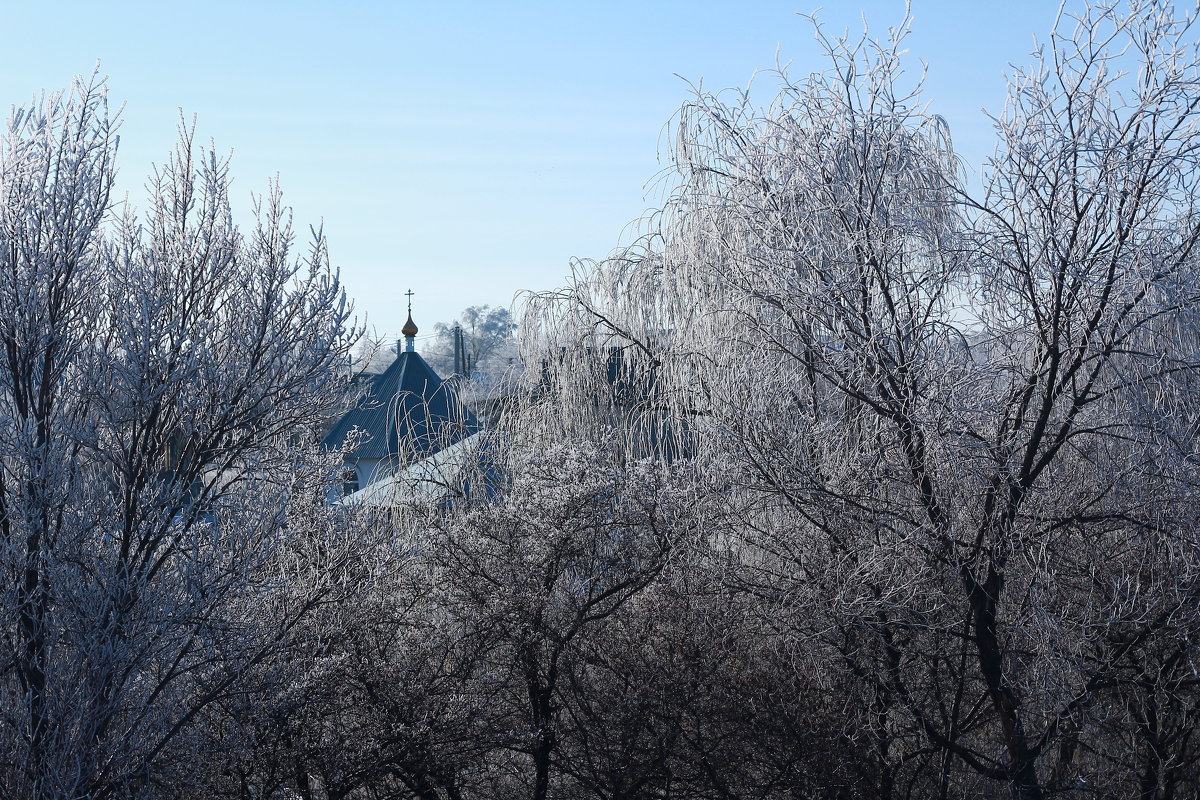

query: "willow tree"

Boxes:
[522, 3, 1200, 798]
[0, 78, 360, 799]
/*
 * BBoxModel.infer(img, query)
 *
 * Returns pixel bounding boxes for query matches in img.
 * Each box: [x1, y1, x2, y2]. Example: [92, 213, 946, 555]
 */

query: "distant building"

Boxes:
[322, 308, 480, 503]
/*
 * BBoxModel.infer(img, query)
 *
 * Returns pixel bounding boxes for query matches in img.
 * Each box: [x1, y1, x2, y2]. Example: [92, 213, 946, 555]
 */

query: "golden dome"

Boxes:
[401, 313, 418, 338]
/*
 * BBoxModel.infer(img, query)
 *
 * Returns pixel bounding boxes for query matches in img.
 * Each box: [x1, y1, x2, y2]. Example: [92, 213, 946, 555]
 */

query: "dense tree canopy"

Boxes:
[7, 3, 1200, 799]
[516, 2, 1200, 797]
[0, 78, 365, 799]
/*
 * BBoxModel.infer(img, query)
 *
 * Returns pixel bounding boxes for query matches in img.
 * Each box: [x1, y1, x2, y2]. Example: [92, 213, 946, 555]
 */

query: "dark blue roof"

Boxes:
[323, 350, 479, 461]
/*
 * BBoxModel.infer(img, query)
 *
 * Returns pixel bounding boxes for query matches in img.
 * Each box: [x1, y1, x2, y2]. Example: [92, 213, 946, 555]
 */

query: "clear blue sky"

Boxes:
[0, 0, 1061, 341]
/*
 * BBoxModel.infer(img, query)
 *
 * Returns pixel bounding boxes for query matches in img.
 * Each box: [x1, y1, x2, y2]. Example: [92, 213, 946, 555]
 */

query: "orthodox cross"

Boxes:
[405, 288, 414, 314]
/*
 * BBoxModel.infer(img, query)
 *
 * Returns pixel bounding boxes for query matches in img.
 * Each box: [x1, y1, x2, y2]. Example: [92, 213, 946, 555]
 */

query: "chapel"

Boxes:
[322, 302, 480, 503]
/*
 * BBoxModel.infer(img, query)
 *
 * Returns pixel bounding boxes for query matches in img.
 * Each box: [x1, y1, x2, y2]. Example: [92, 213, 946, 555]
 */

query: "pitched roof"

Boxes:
[336, 431, 487, 507]
[322, 350, 479, 461]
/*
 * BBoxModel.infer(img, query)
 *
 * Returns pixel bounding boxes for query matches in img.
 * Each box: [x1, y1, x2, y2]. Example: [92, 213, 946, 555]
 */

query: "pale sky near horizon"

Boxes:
[0, 0, 1062, 342]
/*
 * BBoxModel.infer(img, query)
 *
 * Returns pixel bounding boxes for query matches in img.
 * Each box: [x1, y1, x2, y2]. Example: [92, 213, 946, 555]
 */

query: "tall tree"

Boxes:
[0, 78, 358, 798]
[425, 305, 516, 377]
[522, 3, 1200, 797]
[428, 443, 698, 800]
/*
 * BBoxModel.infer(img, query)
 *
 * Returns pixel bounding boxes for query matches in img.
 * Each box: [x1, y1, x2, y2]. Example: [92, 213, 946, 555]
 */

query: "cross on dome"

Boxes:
[401, 288, 418, 350]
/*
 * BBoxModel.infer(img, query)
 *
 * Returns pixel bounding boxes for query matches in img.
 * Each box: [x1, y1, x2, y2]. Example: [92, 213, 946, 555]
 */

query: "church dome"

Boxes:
[402, 313, 418, 338]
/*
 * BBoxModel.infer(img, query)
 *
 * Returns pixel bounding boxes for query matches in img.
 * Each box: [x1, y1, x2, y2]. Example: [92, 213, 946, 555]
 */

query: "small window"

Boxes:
[342, 466, 361, 497]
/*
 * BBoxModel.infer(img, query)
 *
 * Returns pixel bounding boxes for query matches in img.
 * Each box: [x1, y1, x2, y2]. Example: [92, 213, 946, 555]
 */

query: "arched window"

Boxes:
[341, 466, 360, 497]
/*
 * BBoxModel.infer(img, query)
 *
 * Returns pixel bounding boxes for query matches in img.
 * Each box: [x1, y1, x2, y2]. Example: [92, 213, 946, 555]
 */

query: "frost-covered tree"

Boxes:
[424, 305, 517, 378]
[0, 78, 358, 798]
[521, 2, 1200, 798]
[351, 328, 400, 374]
[16, 3, 1199, 799]
[426, 443, 699, 800]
